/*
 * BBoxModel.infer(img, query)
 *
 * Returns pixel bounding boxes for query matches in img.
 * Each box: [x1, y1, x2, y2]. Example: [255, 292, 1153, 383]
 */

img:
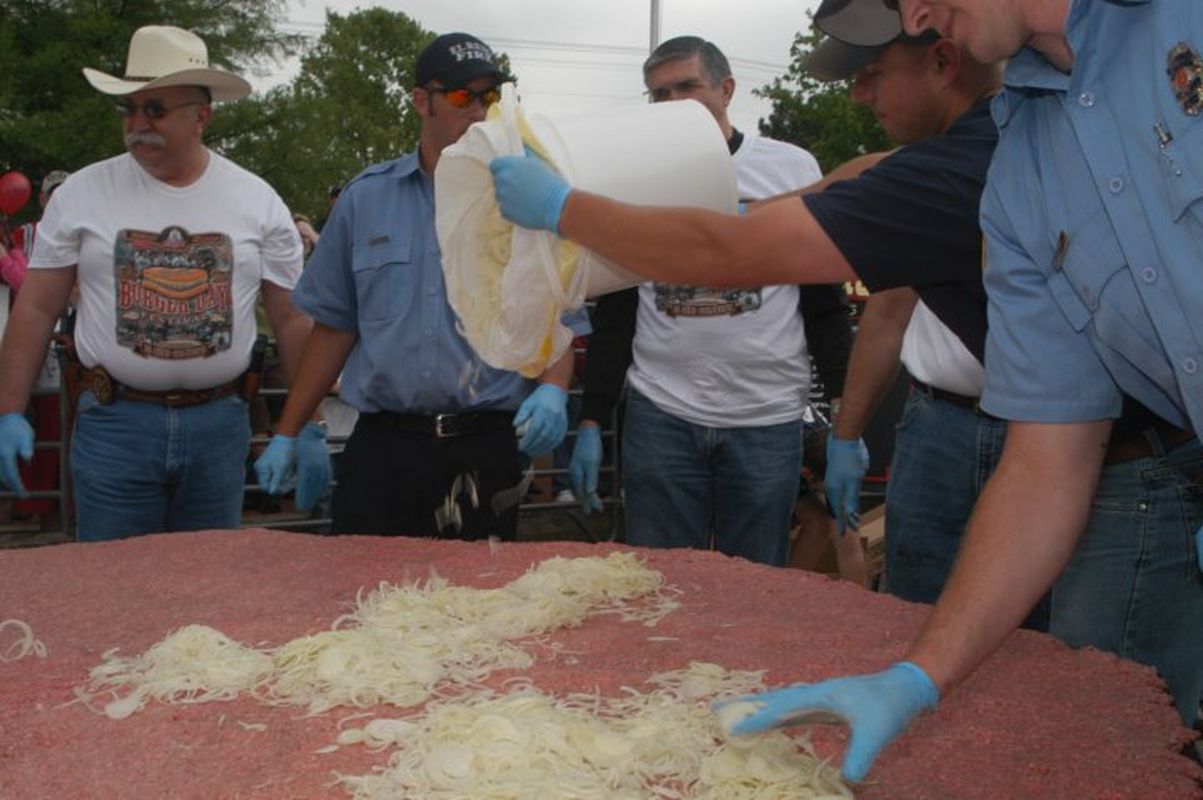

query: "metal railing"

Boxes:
[1, 347, 624, 545]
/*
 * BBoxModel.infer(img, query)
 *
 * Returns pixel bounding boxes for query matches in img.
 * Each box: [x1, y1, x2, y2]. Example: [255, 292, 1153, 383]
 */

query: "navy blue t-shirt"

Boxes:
[803, 98, 996, 362]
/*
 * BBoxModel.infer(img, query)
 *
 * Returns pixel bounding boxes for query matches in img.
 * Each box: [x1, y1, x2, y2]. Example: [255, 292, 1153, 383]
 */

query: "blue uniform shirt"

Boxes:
[980, 0, 1203, 433]
[293, 153, 587, 414]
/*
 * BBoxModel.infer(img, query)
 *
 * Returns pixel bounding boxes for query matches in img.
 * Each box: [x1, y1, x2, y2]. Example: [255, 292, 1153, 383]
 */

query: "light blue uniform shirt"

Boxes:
[980, 0, 1203, 433]
[293, 153, 587, 414]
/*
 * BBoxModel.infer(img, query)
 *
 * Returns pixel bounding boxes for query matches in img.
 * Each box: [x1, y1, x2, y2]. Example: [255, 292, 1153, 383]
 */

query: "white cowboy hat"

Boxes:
[82, 25, 251, 101]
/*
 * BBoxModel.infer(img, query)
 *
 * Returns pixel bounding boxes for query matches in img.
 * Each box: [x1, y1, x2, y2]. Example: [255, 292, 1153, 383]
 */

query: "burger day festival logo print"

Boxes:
[114, 225, 234, 360]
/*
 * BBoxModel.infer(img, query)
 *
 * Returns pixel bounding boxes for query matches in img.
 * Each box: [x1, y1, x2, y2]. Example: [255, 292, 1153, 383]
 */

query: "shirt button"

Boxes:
[1107, 176, 1124, 194]
[422, 369, 432, 378]
[428, 244, 439, 255]
[424, 327, 434, 337]
[1078, 91, 1095, 107]
[1184, 358, 1199, 375]
[1140, 266, 1157, 283]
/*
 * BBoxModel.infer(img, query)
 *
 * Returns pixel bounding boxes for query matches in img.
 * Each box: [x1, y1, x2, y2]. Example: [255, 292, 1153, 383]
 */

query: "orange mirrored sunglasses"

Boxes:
[433, 86, 501, 109]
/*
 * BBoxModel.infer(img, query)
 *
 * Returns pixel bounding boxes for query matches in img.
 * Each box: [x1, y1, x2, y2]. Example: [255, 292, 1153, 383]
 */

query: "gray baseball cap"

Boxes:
[812, 0, 902, 47]
[803, 0, 938, 82]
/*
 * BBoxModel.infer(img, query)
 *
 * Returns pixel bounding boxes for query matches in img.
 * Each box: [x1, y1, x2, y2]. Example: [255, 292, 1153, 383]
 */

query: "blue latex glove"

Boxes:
[720, 662, 939, 783]
[255, 432, 298, 497]
[490, 150, 572, 233]
[1195, 525, 1202, 572]
[825, 435, 869, 536]
[570, 423, 604, 514]
[0, 412, 33, 498]
[514, 384, 568, 457]
[293, 422, 332, 512]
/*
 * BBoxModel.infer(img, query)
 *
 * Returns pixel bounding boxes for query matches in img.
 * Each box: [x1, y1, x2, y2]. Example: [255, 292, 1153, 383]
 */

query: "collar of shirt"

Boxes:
[993, 0, 1151, 128]
[357, 151, 422, 183]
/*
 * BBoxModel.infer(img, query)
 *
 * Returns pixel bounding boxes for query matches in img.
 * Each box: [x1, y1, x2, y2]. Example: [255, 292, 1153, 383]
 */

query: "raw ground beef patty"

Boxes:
[1, 530, 1199, 798]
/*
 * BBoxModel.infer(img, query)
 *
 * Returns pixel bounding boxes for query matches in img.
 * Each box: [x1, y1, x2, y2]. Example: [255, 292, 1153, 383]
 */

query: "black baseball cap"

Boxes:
[415, 32, 512, 89]
[804, 0, 939, 81]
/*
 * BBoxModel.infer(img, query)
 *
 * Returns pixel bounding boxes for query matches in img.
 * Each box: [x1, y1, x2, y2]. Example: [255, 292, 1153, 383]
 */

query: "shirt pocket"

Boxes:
[1047, 211, 1121, 333]
[351, 235, 414, 322]
[1052, 213, 1178, 391]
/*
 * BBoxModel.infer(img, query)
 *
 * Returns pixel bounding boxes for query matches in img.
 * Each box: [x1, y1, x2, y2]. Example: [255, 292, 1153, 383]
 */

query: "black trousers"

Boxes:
[331, 414, 522, 539]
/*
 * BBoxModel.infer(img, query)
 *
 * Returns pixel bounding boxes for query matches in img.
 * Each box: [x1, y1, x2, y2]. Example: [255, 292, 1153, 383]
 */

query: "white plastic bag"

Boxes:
[435, 84, 738, 377]
[436, 84, 580, 378]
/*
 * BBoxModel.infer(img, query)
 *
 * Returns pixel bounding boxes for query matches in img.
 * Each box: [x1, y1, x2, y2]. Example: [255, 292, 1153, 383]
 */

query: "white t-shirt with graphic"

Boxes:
[626, 133, 823, 428]
[31, 151, 302, 391]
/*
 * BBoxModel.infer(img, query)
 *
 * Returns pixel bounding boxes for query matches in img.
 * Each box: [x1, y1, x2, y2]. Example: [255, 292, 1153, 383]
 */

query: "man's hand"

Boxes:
[512, 384, 567, 454]
[718, 662, 939, 783]
[514, 384, 568, 457]
[825, 435, 869, 535]
[294, 422, 332, 512]
[489, 151, 571, 233]
[570, 423, 604, 513]
[255, 433, 298, 497]
[0, 413, 33, 497]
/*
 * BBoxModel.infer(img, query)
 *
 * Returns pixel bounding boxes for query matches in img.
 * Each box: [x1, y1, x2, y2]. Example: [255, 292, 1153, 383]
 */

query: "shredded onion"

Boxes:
[1, 619, 47, 662]
[335, 662, 851, 799]
[85, 625, 275, 719]
[81, 553, 677, 717]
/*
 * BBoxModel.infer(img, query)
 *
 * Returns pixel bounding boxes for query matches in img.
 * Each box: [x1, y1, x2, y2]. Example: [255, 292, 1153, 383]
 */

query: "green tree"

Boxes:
[209, 8, 435, 220]
[211, 8, 514, 220]
[756, 28, 893, 173]
[0, 0, 300, 214]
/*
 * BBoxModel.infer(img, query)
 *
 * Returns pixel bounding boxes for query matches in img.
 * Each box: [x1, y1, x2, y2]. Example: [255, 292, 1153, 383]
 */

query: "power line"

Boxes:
[279, 21, 789, 76]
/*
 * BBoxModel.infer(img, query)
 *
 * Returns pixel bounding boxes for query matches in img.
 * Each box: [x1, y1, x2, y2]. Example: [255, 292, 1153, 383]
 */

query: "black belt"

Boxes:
[363, 410, 514, 438]
[910, 378, 985, 414]
[1103, 418, 1196, 466]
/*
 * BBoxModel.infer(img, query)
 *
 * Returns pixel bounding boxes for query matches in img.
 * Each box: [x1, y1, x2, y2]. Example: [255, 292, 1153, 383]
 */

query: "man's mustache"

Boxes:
[124, 131, 167, 148]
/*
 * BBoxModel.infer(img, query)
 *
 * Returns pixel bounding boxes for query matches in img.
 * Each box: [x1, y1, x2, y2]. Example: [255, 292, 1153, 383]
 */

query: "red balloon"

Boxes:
[0, 170, 32, 216]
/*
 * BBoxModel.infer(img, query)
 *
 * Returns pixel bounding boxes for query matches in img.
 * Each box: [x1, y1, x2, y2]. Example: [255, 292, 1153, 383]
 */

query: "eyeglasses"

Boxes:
[115, 99, 205, 120]
[431, 85, 501, 109]
[883, 0, 899, 9]
[646, 79, 707, 103]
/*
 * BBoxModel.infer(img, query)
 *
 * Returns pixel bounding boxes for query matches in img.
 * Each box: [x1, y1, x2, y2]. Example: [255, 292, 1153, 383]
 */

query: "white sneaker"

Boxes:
[554, 489, 576, 504]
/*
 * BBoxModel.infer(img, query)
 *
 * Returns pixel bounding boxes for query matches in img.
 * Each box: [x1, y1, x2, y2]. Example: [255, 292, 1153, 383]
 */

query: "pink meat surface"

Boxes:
[0, 530, 1199, 799]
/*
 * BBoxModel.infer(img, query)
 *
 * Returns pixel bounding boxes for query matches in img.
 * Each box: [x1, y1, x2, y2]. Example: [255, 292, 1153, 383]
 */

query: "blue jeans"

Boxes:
[885, 390, 1004, 596]
[621, 388, 801, 566]
[71, 391, 250, 541]
[884, 390, 1050, 629]
[1050, 436, 1203, 725]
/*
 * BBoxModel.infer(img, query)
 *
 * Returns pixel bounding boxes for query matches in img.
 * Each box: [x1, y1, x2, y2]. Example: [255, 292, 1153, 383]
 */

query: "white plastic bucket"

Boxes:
[436, 85, 737, 376]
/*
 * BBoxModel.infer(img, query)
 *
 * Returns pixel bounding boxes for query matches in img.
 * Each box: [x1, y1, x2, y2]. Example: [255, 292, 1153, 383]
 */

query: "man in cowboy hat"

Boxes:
[0, 25, 329, 541]
[253, 32, 586, 540]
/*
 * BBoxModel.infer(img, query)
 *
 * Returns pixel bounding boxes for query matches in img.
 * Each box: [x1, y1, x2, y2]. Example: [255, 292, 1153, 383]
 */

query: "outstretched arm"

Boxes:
[490, 154, 858, 289]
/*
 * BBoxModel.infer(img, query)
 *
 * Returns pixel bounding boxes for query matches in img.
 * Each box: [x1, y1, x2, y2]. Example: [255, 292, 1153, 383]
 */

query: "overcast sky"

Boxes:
[266, 0, 824, 133]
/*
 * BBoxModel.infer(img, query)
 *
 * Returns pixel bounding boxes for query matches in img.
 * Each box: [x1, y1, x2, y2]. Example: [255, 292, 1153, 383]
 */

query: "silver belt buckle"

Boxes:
[434, 413, 453, 438]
